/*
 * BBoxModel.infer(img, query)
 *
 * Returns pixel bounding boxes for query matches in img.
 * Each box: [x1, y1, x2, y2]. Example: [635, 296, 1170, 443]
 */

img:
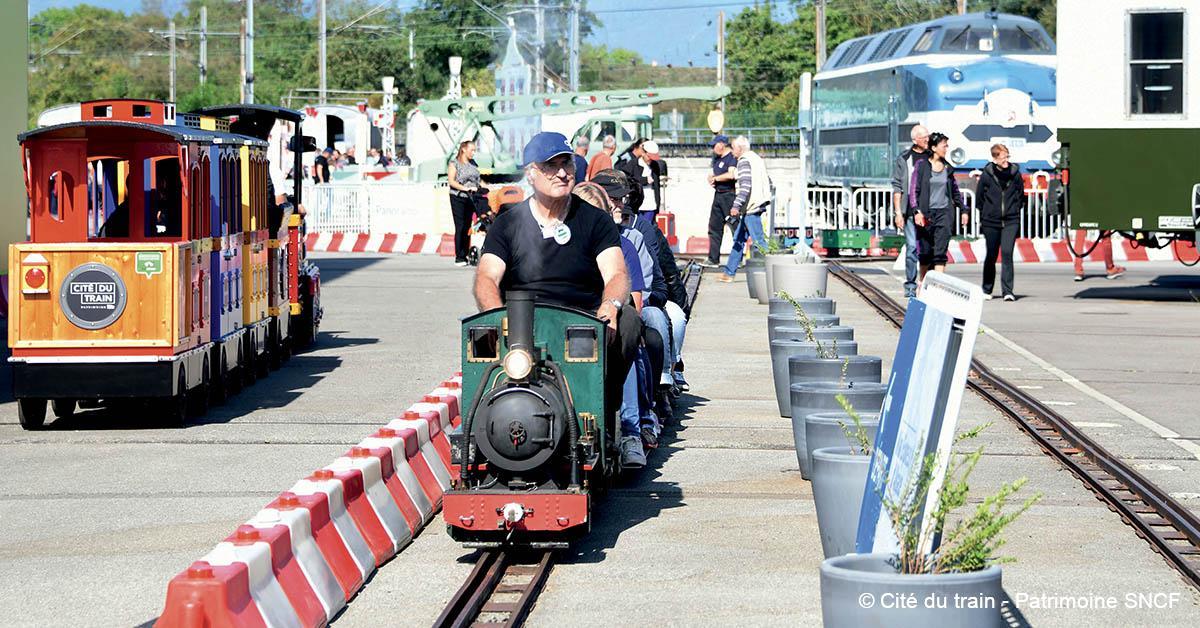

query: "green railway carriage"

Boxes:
[446, 292, 612, 547]
[1057, 0, 1200, 247]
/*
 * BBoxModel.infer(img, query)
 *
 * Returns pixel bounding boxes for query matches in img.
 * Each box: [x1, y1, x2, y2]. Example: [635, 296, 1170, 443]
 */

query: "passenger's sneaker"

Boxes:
[1106, 266, 1126, 280]
[1073, 274, 1084, 282]
[673, 372, 689, 391]
[641, 426, 659, 449]
[1003, 294, 1016, 302]
[620, 435, 647, 468]
[716, 273, 734, 283]
[454, 260, 468, 267]
[699, 260, 720, 268]
[983, 293, 993, 300]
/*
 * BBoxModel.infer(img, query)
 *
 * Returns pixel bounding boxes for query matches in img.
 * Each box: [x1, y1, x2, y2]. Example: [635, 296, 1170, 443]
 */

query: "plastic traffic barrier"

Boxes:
[287, 475, 376, 581]
[267, 491, 362, 604]
[309, 467, 394, 567]
[328, 450, 416, 553]
[157, 561, 267, 627]
[227, 524, 326, 628]
[400, 409, 452, 467]
[244, 507, 346, 622]
[357, 428, 436, 524]
[381, 422, 445, 509]
[387, 415, 452, 492]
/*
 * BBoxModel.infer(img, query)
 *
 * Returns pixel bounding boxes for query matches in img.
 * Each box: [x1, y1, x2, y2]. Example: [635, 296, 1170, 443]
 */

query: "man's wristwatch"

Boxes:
[609, 299, 624, 311]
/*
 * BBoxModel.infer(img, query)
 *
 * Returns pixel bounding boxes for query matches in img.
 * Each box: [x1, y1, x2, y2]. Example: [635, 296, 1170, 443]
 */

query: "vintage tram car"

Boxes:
[9, 99, 321, 429]
[444, 291, 614, 548]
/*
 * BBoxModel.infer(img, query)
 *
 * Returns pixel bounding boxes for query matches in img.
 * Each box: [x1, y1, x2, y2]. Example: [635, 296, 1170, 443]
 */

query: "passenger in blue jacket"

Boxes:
[910, 132, 969, 285]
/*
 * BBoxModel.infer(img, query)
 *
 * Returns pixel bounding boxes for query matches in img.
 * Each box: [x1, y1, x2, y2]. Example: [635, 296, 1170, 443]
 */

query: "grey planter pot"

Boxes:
[820, 553, 1005, 628]
[746, 266, 765, 300]
[770, 340, 860, 418]
[806, 412, 880, 470]
[789, 381, 887, 478]
[788, 355, 882, 389]
[773, 319, 842, 342]
[768, 296, 836, 317]
[752, 270, 771, 304]
[770, 321, 853, 344]
[766, 310, 838, 341]
[810, 446, 871, 559]
[763, 254, 796, 295]
[770, 263, 829, 299]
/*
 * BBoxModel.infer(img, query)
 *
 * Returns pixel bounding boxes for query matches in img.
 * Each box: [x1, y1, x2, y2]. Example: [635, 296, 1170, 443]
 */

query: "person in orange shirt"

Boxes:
[587, 134, 616, 180]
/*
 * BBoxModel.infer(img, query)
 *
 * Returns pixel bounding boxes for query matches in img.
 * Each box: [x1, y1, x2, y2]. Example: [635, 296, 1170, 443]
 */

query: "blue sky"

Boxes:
[29, 0, 789, 67]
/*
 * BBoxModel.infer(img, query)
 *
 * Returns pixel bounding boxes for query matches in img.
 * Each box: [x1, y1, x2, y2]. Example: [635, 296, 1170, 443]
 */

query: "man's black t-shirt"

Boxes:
[712, 151, 737, 193]
[481, 196, 621, 311]
[313, 154, 331, 182]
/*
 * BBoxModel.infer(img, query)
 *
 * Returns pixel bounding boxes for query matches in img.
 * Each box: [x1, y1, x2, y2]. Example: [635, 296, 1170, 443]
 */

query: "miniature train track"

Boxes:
[828, 262, 1200, 590]
[432, 550, 554, 628]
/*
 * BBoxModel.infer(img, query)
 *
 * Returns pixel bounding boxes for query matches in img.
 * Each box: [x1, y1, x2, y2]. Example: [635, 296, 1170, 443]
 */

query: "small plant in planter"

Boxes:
[808, 395, 879, 557]
[835, 392, 871, 455]
[755, 236, 792, 256]
[776, 290, 834, 348]
[820, 425, 1045, 627]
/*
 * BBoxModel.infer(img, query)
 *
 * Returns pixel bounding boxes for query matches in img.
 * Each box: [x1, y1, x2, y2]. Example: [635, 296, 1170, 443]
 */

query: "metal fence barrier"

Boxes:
[304, 181, 449, 235]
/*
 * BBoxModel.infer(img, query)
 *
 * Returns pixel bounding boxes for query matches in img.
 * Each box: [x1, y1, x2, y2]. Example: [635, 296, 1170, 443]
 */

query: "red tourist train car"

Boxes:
[9, 99, 321, 429]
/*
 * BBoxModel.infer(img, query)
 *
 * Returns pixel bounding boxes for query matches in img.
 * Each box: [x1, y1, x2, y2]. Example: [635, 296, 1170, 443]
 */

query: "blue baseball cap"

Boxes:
[709, 134, 730, 147]
[522, 132, 573, 167]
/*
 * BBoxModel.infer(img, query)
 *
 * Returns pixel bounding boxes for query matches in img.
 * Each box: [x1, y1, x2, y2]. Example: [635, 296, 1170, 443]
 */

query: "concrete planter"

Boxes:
[811, 446, 871, 558]
[773, 318, 842, 342]
[805, 412, 880, 467]
[746, 266, 765, 300]
[820, 553, 1005, 628]
[763, 254, 796, 296]
[769, 263, 829, 299]
[766, 309, 838, 341]
[751, 268, 770, 304]
[770, 340, 860, 417]
[789, 381, 887, 478]
[788, 355, 882, 389]
[769, 320, 854, 345]
[768, 296, 836, 317]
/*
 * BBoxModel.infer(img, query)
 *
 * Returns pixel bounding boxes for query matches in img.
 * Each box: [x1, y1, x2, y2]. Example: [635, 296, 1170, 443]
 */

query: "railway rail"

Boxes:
[432, 551, 554, 628]
[828, 262, 1200, 590]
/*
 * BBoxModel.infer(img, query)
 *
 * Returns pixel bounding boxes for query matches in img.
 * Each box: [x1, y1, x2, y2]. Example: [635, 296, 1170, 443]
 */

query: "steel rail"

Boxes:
[828, 262, 1200, 589]
[432, 550, 554, 628]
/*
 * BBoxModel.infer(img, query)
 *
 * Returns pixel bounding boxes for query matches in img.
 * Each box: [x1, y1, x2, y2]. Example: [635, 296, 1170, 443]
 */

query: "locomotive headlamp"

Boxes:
[1049, 149, 1062, 168]
[949, 68, 964, 83]
[950, 147, 967, 166]
[503, 348, 534, 380]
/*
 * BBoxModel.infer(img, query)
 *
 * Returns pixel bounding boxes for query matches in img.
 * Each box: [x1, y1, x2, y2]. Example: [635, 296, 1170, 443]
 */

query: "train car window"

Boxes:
[199, 155, 211, 238]
[467, 327, 500, 362]
[1129, 11, 1184, 115]
[565, 326, 599, 362]
[145, 157, 182, 238]
[233, 154, 243, 233]
[46, 171, 66, 221]
[996, 26, 1051, 52]
[93, 159, 130, 238]
[132, 104, 152, 118]
[92, 105, 112, 118]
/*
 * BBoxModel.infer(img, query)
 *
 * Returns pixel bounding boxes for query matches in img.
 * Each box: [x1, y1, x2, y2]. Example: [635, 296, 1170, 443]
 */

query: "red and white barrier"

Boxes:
[305, 232, 454, 255]
[157, 373, 464, 627]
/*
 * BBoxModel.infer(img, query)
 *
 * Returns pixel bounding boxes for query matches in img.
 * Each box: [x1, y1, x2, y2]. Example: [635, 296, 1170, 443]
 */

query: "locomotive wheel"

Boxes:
[51, 399, 77, 420]
[18, 399, 48, 430]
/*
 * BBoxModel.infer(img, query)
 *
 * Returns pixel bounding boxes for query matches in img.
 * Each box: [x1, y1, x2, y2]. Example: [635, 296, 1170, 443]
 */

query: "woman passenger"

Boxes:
[910, 132, 969, 284]
[447, 141, 487, 266]
[976, 143, 1024, 301]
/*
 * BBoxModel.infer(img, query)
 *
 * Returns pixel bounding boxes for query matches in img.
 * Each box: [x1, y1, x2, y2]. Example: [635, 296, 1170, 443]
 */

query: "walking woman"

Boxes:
[447, 141, 487, 266]
[976, 143, 1025, 300]
[910, 132, 969, 284]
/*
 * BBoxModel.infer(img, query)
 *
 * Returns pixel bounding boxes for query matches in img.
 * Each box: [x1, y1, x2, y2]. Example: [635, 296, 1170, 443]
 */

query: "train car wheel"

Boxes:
[160, 372, 188, 427]
[17, 399, 47, 430]
[228, 346, 244, 395]
[211, 350, 229, 405]
[257, 335, 271, 378]
[51, 399, 77, 420]
[190, 359, 210, 417]
[243, 337, 258, 386]
[267, 328, 282, 371]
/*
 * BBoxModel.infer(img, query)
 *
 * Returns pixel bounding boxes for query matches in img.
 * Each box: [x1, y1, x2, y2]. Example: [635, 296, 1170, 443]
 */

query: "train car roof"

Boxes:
[18, 120, 268, 147]
[823, 11, 1054, 73]
[191, 104, 302, 141]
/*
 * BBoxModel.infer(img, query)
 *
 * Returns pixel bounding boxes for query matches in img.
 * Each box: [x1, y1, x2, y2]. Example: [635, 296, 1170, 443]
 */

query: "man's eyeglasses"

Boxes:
[535, 156, 576, 177]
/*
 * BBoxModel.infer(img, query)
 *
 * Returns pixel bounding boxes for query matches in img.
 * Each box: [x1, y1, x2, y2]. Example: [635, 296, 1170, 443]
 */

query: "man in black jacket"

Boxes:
[976, 144, 1025, 300]
[890, 125, 929, 298]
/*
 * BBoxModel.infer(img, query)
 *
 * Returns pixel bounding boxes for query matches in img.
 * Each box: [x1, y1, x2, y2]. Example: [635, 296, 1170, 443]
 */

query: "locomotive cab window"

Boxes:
[1129, 11, 1185, 116]
[565, 326, 598, 362]
[467, 326, 500, 362]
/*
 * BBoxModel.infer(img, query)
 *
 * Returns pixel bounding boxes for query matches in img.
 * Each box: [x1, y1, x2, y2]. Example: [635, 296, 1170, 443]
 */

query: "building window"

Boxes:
[1129, 11, 1184, 115]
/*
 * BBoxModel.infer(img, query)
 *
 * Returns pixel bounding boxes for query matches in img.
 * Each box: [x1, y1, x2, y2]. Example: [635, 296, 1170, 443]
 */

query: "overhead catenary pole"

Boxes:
[239, 18, 246, 103]
[958, 0, 967, 15]
[568, 1, 580, 91]
[319, 0, 327, 104]
[168, 20, 176, 102]
[199, 6, 207, 85]
[245, 0, 254, 103]
[716, 10, 725, 110]
[815, 0, 826, 71]
[534, 0, 544, 92]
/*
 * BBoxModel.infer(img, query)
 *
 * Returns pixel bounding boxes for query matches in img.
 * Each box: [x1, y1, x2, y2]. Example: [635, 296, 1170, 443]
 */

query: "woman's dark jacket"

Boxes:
[975, 162, 1025, 229]
[910, 159, 968, 222]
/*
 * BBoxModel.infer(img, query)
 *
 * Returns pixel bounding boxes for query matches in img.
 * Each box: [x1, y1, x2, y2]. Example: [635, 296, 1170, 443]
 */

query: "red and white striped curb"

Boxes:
[938, 236, 1200, 264]
[156, 374, 464, 627]
[306, 232, 456, 256]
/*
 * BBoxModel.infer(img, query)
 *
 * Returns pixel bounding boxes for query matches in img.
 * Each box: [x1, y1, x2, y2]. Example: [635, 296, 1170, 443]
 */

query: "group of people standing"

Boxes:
[704, 134, 772, 282]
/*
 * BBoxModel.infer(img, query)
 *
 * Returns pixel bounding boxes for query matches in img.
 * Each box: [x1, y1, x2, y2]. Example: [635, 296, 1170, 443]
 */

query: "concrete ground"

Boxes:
[2, 253, 1198, 626]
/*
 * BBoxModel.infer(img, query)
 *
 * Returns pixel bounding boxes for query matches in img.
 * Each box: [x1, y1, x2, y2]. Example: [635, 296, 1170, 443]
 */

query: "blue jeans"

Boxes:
[641, 306, 673, 386]
[722, 213, 766, 277]
[903, 218, 919, 297]
[620, 359, 641, 437]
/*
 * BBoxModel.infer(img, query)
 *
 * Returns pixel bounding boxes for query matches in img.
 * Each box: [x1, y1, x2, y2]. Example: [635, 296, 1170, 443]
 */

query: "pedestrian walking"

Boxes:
[977, 143, 1025, 300]
[1072, 230, 1125, 281]
[313, 147, 332, 183]
[587, 134, 616, 180]
[716, 136, 771, 283]
[910, 132, 969, 283]
[890, 124, 930, 297]
[448, 140, 488, 266]
[638, 141, 667, 224]
[704, 134, 738, 268]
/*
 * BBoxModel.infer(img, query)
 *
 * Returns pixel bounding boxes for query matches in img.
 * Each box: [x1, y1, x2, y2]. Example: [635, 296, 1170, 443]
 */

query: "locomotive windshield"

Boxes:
[938, 23, 1052, 53]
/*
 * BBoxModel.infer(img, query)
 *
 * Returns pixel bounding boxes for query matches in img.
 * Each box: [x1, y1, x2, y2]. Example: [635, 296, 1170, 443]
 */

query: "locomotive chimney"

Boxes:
[505, 291, 535, 353]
